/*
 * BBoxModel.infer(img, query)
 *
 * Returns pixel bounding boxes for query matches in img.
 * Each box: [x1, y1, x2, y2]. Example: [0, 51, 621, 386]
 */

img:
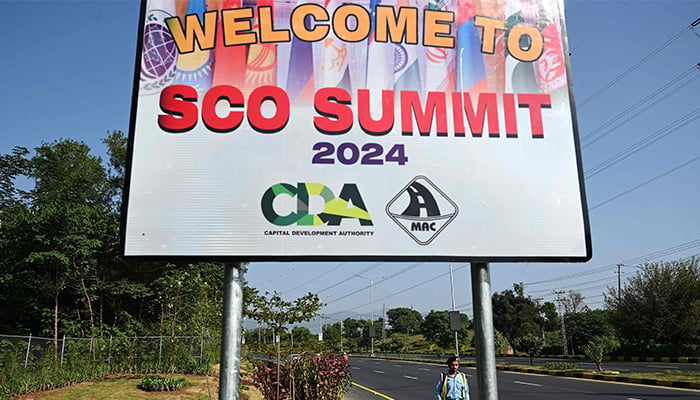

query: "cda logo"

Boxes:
[261, 182, 373, 226]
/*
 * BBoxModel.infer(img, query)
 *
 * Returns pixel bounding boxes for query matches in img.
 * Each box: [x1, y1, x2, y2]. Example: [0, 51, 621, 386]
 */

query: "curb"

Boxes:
[353, 355, 700, 390]
[498, 354, 700, 363]
[498, 364, 700, 390]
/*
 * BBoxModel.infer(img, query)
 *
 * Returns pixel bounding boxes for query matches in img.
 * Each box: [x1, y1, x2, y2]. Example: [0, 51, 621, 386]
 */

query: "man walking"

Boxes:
[435, 356, 470, 400]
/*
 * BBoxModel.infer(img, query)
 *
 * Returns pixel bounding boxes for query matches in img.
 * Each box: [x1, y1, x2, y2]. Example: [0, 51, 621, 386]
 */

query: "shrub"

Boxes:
[581, 335, 619, 372]
[544, 361, 578, 370]
[254, 352, 351, 400]
[138, 375, 186, 392]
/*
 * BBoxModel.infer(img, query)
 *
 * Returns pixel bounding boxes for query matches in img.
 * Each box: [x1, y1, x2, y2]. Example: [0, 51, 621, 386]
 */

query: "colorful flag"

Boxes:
[172, 0, 213, 93]
[314, 0, 350, 90]
[456, 0, 487, 93]
[394, 0, 421, 92]
[346, 0, 370, 92]
[140, 0, 179, 96]
[286, 0, 315, 103]
[212, 0, 247, 87]
[475, 0, 506, 93]
[244, 0, 277, 91]
[530, 0, 568, 93]
[504, 0, 537, 93]
[423, 0, 456, 93]
[366, 0, 394, 108]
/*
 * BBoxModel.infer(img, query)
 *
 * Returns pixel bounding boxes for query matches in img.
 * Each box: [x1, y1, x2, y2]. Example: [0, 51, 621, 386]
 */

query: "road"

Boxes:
[345, 357, 700, 400]
[364, 353, 700, 373]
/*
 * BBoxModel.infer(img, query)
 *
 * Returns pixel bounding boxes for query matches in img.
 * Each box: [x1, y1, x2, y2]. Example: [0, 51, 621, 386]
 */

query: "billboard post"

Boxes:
[471, 262, 498, 400]
[219, 262, 244, 400]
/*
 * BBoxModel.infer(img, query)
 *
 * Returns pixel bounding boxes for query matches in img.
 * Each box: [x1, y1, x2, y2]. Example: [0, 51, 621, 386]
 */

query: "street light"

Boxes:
[356, 274, 384, 356]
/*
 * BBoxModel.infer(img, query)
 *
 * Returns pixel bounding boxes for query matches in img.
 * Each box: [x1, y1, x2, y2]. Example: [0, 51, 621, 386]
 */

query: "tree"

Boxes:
[389, 333, 411, 356]
[491, 285, 543, 347]
[605, 258, 700, 355]
[513, 333, 545, 366]
[562, 290, 588, 314]
[248, 291, 323, 400]
[421, 310, 470, 351]
[581, 335, 619, 372]
[541, 302, 560, 332]
[386, 307, 423, 335]
[565, 309, 614, 350]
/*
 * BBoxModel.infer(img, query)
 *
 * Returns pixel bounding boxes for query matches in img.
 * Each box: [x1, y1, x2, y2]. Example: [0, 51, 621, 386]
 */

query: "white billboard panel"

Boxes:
[122, 0, 591, 261]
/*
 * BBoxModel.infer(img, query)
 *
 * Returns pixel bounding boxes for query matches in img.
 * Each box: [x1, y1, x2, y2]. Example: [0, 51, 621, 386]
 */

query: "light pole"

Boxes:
[449, 263, 459, 357]
[356, 274, 383, 356]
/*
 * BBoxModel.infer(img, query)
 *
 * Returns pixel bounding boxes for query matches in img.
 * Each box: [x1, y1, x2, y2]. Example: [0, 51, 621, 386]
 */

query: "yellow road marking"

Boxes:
[351, 382, 396, 399]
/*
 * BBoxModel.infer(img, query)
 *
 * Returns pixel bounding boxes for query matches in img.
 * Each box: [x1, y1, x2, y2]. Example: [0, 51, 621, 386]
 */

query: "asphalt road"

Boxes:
[367, 353, 700, 373]
[345, 357, 700, 400]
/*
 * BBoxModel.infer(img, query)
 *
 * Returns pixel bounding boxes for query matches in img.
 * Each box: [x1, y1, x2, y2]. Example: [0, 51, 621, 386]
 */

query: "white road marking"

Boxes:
[374, 370, 386, 374]
[393, 364, 403, 368]
[419, 368, 431, 371]
[627, 398, 644, 400]
[513, 381, 542, 387]
[352, 367, 360, 370]
[404, 375, 419, 380]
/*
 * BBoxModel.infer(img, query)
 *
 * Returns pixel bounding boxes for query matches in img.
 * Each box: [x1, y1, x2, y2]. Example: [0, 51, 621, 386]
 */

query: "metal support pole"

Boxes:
[449, 263, 459, 357]
[24, 333, 32, 368]
[471, 262, 498, 400]
[220, 262, 245, 400]
[60, 335, 66, 366]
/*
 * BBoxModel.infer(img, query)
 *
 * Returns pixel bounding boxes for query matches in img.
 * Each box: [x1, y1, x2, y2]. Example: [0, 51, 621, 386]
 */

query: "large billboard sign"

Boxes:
[122, 0, 591, 261]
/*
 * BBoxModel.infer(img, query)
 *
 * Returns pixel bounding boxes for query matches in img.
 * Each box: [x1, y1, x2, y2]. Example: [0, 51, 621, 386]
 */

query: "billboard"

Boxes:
[122, 0, 591, 261]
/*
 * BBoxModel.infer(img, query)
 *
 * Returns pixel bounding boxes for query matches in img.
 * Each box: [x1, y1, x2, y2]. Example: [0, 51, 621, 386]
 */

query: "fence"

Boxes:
[0, 333, 220, 371]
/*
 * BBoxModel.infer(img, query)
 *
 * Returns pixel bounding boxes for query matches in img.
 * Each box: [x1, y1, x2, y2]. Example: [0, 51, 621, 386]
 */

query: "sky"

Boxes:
[1, 0, 699, 330]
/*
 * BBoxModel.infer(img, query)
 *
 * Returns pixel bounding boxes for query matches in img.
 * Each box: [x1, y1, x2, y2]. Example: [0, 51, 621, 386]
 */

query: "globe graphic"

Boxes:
[141, 23, 177, 82]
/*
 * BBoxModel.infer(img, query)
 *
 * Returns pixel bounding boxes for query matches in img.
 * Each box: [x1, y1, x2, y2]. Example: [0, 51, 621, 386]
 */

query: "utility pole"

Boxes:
[449, 263, 459, 357]
[617, 264, 623, 304]
[554, 290, 568, 356]
[356, 275, 383, 356]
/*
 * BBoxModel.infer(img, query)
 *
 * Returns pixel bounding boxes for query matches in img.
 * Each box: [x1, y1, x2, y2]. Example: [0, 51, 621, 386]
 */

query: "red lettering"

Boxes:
[314, 87, 353, 135]
[357, 89, 394, 135]
[400, 91, 447, 136]
[518, 93, 551, 138]
[463, 93, 499, 137]
[201, 85, 245, 133]
[451, 92, 465, 137]
[503, 93, 517, 138]
[158, 85, 199, 133]
[247, 86, 290, 133]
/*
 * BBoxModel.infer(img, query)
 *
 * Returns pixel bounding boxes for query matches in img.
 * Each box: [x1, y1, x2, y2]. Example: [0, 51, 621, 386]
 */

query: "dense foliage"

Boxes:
[605, 258, 700, 356]
[254, 353, 351, 400]
[0, 132, 232, 340]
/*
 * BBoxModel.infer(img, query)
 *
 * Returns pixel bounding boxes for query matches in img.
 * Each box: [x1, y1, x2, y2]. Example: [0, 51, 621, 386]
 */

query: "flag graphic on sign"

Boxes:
[314, 0, 350, 90]
[423, 0, 456, 93]
[394, 0, 421, 92]
[456, 0, 487, 93]
[212, 0, 247, 87]
[245, 0, 277, 91]
[366, 0, 395, 111]
[172, 0, 213, 93]
[530, 0, 568, 93]
[504, 0, 538, 93]
[286, 0, 315, 103]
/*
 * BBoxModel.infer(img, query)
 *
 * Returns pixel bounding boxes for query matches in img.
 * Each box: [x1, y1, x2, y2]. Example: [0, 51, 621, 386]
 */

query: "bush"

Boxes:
[138, 375, 186, 392]
[544, 361, 578, 370]
[581, 335, 619, 372]
[254, 352, 351, 400]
